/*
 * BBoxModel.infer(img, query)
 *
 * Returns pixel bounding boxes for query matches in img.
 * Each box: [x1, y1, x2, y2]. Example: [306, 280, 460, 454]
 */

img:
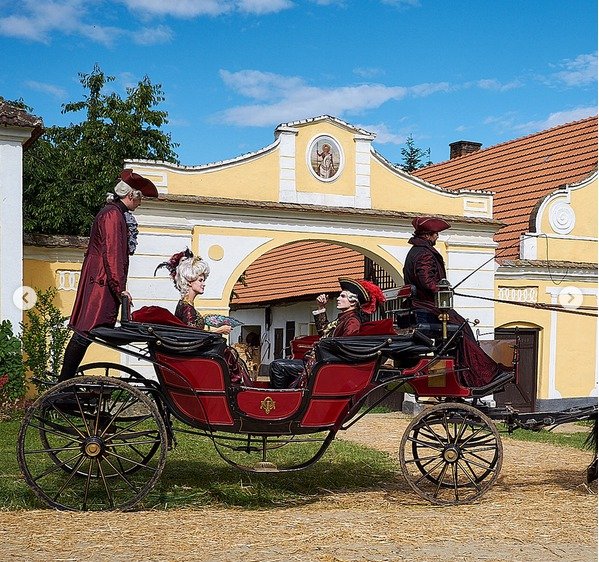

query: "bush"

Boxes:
[0, 320, 27, 413]
[20, 287, 70, 393]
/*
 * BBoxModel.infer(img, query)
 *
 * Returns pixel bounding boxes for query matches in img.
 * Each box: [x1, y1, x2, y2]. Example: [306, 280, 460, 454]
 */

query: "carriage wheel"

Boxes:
[399, 402, 503, 505]
[18, 376, 168, 511]
[39, 364, 166, 476]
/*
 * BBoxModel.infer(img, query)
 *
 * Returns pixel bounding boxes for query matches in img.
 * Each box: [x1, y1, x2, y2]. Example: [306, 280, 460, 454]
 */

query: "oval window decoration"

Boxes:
[307, 135, 343, 181]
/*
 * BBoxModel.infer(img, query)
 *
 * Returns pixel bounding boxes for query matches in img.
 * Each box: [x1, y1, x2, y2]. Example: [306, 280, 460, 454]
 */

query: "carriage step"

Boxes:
[470, 370, 515, 398]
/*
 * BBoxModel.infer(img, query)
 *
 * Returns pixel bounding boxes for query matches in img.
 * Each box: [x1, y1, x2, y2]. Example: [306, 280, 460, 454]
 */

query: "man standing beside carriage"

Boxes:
[58, 170, 158, 382]
[402, 216, 512, 388]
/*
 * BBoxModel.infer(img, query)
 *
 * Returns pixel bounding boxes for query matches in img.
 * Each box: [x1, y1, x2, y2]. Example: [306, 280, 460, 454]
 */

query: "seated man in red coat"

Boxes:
[58, 170, 158, 382]
[269, 278, 385, 389]
[403, 216, 510, 388]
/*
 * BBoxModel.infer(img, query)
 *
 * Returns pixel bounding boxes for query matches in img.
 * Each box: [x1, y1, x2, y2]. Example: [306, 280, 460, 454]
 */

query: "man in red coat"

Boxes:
[269, 278, 385, 388]
[58, 170, 157, 381]
[403, 216, 508, 388]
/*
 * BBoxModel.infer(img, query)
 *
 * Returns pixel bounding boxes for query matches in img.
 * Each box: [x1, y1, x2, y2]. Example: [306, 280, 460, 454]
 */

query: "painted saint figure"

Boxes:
[317, 143, 336, 178]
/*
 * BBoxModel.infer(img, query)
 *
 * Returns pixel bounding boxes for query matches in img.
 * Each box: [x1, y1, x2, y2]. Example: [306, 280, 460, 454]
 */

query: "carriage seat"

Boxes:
[316, 333, 434, 364]
[131, 306, 188, 327]
[103, 305, 228, 356]
[395, 308, 460, 339]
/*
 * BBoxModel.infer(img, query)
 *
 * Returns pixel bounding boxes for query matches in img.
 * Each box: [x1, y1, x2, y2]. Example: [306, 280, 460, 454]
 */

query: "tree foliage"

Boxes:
[22, 65, 179, 235]
[399, 134, 432, 172]
[0, 320, 27, 410]
[20, 287, 71, 393]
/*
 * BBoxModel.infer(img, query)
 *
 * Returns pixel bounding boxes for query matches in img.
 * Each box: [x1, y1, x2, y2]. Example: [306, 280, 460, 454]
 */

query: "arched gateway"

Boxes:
[121, 116, 501, 373]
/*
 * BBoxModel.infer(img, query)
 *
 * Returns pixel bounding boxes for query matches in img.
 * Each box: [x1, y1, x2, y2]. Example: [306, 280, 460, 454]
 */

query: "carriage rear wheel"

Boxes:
[399, 402, 503, 505]
[18, 376, 168, 511]
[40, 363, 167, 476]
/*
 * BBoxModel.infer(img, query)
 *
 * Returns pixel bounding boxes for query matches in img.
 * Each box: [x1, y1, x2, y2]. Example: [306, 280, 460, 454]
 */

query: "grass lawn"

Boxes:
[501, 422, 594, 450]
[1, 415, 397, 511]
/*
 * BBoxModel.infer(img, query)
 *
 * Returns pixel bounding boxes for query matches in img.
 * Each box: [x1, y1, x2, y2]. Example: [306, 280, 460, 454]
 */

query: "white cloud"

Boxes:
[357, 122, 408, 145]
[131, 25, 173, 45]
[474, 78, 522, 92]
[120, 0, 293, 17]
[551, 53, 598, 87]
[0, 0, 86, 43]
[0, 0, 135, 46]
[353, 67, 385, 79]
[217, 70, 515, 128]
[237, 0, 294, 14]
[24, 80, 68, 100]
[217, 70, 409, 125]
[0, 0, 293, 44]
[516, 106, 598, 133]
[309, 0, 346, 5]
[120, 0, 233, 17]
[380, 0, 421, 7]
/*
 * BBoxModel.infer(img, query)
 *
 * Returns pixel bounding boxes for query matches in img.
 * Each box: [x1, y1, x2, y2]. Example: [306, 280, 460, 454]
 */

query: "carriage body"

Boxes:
[24, 300, 596, 513]
[103, 306, 504, 436]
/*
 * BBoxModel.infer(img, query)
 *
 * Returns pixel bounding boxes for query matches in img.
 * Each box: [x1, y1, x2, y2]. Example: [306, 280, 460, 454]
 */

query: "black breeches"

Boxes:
[269, 359, 305, 389]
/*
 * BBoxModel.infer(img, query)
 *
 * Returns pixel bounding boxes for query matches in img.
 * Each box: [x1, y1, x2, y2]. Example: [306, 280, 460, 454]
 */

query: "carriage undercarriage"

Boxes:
[17, 306, 598, 511]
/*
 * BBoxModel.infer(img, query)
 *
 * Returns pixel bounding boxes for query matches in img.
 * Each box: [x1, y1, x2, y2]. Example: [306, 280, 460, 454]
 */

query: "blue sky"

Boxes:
[2, 0, 597, 166]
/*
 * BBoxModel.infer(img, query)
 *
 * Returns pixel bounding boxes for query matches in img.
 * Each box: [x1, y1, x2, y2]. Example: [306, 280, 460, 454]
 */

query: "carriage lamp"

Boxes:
[435, 279, 453, 340]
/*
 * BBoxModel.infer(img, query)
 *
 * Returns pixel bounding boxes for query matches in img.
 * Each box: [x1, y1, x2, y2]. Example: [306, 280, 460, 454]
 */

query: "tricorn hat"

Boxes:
[338, 278, 386, 315]
[120, 169, 158, 198]
[412, 216, 451, 235]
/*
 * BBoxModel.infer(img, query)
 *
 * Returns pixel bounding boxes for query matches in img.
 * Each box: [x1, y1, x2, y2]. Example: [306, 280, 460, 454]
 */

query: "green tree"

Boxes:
[399, 134, 432, 172]
[23, 64, 179, 235]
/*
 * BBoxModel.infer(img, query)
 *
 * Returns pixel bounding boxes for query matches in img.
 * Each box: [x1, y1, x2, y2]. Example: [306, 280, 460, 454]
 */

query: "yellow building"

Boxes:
[18, 115, 598, 413]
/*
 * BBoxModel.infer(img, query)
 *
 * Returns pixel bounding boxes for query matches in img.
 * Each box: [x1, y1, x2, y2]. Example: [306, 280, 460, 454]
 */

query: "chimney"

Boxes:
[449, 140, 482, 159]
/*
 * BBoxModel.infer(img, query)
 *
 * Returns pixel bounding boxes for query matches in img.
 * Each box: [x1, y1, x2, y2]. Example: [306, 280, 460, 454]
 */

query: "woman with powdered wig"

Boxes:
[155, 249, 232, 335]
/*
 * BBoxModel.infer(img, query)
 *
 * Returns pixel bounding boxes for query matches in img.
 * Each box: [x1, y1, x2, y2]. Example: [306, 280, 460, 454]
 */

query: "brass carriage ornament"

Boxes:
[260, 396, 276, 415]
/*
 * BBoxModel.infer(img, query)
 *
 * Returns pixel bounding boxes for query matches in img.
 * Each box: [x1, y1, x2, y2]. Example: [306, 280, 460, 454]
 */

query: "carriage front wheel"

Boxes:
[17, 376, 168, 511]
[399, 402, 503, 505]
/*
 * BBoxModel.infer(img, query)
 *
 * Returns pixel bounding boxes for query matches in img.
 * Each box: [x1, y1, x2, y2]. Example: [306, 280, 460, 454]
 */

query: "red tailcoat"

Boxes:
[69, 200, 129, 333]
[314, 309, 361, 337]
[403, 236, 502, 387]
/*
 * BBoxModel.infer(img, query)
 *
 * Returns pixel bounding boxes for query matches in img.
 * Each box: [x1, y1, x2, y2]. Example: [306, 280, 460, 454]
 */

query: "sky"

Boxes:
[1, 0, 597, 167]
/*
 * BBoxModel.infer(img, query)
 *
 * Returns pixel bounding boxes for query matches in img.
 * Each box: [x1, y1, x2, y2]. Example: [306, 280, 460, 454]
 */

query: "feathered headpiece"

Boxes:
[338, 278, 386, 315]
[357, 280, 386, 315]
[154, 248, 194, 285]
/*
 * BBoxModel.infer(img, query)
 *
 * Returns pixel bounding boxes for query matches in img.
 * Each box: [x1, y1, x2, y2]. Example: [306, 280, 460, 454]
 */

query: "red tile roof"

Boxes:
[0, 100, 43, 149]
[413, 116, 598, 259]
[231, 241, 364, 307]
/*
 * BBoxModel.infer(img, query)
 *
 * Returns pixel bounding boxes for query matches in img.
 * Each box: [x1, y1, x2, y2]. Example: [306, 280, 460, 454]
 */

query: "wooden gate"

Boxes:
[494, 328, 538, 412]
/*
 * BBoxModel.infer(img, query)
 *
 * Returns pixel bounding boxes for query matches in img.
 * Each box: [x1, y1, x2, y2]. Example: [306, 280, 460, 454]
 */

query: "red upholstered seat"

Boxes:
[131, 306, 188, 327]
[358, 318, 395, 336]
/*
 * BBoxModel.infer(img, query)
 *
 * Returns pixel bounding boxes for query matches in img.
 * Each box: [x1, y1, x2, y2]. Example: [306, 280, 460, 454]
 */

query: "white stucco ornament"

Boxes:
[548, 201, 575, 235]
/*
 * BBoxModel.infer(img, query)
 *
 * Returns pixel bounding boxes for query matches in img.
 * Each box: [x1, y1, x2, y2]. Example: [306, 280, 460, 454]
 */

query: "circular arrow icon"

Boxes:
[13, 286, 38, 311]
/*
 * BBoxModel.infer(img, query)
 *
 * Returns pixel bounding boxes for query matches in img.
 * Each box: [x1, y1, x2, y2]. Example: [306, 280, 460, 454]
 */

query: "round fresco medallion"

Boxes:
[307, 135, 343, 181]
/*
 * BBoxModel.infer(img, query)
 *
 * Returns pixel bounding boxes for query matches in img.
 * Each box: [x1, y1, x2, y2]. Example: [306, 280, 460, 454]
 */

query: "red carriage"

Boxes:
[17, 293, 597, 511]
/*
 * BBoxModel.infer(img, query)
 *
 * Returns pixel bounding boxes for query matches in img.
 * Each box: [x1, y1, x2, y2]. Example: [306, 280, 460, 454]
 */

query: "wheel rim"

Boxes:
[399, 403, 503, 505]
[18, 376, 168, 511]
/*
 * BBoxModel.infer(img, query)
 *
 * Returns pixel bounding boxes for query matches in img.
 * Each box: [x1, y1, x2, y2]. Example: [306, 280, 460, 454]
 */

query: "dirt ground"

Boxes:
[1, 413, 596, 562]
